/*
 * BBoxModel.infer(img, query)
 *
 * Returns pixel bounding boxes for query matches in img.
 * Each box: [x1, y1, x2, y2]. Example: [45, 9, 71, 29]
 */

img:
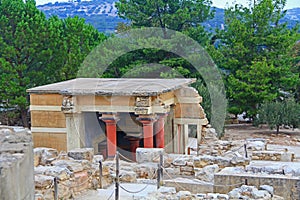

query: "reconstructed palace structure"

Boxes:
[27, 78, 208, 159]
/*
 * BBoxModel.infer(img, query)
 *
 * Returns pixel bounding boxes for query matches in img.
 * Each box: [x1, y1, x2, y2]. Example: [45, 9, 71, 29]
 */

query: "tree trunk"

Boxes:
[276, 125, 280, 134]
[20, 108, 29, 128]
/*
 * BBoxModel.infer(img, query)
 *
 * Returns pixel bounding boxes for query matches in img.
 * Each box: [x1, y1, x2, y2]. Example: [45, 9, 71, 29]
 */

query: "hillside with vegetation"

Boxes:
[37, 0, 300, 33]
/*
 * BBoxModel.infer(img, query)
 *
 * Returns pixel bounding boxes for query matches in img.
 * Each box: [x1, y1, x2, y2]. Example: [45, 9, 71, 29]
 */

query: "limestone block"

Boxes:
[102, 175, 113, 188]
[68, 148, 94, 161]
[164, 178, 213, 194]
[134, 163, 157, 179]
[219, 167, 245, 174]
[102, 165, 111, 176]
[35, 165, 72, 181]
[180, 165, 194, 173]
[195, 164, 219, 182]
[194, 155, 231, 168]
[35, 174, 54, 189]
[136, 148, 164, 163]
[195, 193, 206, 199]
[34, 153, 40, 167]
[164, 167, 181, 176]
[251, 189, 271, 199]
[228, 188, 241, 199]
[72, 171, 89, 193]
[56, 151, 70, 160]
[157, 187, 176, 194]
[259, 185, 274, 196]
[176, 191, 192, 200]
[247, 140, 266, 151]
[280, 152, 293, 162]
[51, 159, 84, 173]
[206, 193, 217, 199]
[34, 147, 58, 166]
[230, 156, 249, 166]
[217, 194, 229, 200]
[168, 154, 194, 166]
[93, 155, 104, 164]
[56, 181, 71, 199]
[119, 170, 137, 183]
[34, 189, 54, 200]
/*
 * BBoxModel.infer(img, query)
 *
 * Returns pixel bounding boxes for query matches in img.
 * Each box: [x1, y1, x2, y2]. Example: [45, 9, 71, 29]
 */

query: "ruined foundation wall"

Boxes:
[214, 173, 300, 200]
[0, 127, 34, 200]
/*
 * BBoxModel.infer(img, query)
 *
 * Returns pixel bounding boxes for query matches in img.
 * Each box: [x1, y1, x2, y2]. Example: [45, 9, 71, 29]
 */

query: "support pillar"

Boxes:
[126, 135, 141, 161]
[183, 124, 189, 155]
[100, 113, 119, 158]
[155, 114, 167, 148]
[65, 113, 85, 151]
[137, 115, 156, 148]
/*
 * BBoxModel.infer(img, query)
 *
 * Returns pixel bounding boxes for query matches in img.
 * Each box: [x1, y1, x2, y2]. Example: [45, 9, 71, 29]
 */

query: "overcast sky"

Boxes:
[35, 0, 300, 9]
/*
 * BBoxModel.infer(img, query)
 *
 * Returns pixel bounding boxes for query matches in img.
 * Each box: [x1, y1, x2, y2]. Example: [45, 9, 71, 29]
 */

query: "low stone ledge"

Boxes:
[68, 148, 94, 161]
[164, 178, 213, 194]
[214, 171, 300, 199]
[136, 148, 164, 164]
[252, 150, 294, 162]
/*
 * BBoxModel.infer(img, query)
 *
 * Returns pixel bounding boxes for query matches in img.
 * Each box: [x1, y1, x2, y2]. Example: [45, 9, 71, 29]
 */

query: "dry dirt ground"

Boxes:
[222, 124, 300, 146]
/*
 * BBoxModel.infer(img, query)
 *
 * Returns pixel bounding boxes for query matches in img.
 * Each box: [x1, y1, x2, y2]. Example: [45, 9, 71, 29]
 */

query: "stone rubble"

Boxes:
[32, 125, 300, 200]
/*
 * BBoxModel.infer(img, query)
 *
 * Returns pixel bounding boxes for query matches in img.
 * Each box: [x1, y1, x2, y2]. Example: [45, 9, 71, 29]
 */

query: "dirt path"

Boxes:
[222, 124, 300, 146]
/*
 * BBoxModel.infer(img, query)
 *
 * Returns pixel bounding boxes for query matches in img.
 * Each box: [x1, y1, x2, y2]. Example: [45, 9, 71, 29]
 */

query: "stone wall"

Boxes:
[0, 126, 34, 200]
[251, 150, 295, 162]
[214, 172, 300, 200]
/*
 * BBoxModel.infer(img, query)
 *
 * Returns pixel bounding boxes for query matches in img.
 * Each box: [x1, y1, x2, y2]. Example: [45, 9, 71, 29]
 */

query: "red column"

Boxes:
[100, 114, 119, 158]
[126, 136, 141, 161]
[155, 114, 167, 148]
[138, 117, 155, 148]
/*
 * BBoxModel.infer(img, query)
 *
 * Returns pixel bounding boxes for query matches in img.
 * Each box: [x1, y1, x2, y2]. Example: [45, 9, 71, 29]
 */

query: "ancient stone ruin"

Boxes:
[0, 126, 34, 200]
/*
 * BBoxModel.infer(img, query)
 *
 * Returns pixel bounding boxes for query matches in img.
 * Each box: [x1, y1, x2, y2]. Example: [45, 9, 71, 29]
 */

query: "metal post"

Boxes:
[157, 152, 163, 189]
[244, 144, 248, 158]
[115, 151, 119, 200]
[160, 152, 163, 183]
[99, 160, 103, 189]
[157, 163, 160, 189]
[54, 177, 58, 200]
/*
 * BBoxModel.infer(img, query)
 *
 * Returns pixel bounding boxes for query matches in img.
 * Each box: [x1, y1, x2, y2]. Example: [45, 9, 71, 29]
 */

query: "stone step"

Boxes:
[164, 178, 213, 194]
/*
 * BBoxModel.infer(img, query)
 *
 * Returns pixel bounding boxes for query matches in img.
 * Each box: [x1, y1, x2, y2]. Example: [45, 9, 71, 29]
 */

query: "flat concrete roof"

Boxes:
[27, 78, 195, 96]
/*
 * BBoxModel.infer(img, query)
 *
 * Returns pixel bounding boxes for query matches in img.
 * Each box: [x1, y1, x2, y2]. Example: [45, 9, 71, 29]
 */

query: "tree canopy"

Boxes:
[211, 0, 300, 117]
[0, 0, 106, 126]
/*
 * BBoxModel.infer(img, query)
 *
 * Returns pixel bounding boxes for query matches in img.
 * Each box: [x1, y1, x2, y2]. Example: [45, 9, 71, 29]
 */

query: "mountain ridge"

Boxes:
[37, 0, 300, 33]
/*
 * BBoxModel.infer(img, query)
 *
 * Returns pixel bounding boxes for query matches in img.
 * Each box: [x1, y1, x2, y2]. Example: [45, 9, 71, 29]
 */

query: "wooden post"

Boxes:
[160, 152, 163, 185]
[244, 144, 248, 158]
[157, 152, 163, 189]
[157, 163, 161, 189]
[115, 151, 119, 200]
[54, 177, 58, 200]
[99, 161, 103, 189]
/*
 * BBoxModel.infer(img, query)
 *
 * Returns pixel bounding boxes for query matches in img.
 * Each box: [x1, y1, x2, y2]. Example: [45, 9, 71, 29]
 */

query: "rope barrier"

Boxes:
[106, 189, 115, 200]
[162, 167, 190, 191]
[119, 184, 150, 194]
[118, 167, 157, 194]
[118, 152, 135, 163]
[221, 144, 245, 156]
[58, 173, 93, 188]
[213, 182, 245, 187]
